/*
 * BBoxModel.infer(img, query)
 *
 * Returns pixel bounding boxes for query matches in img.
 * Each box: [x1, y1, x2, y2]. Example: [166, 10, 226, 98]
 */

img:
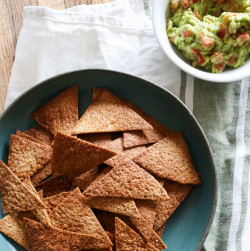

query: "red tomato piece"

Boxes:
[182, 0, 189, 8]
[182, 30, 193, 37]
[195, 52, 205, 65]
[214, 62, 226, 72]
[236, 32, 249, 43]
[212, 52, 224, 64]
[228, 54, 236, 66]
[193, 0, 198, 3]
[218, 23, 227, 39]
[199, 32, 214, 47]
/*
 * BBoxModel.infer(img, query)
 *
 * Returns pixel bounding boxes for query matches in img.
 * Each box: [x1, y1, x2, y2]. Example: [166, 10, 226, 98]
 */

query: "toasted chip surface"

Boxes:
[36, 175, 71, 197]
[31, 85, 78, 135]
[31, 161, 53, 187]
[123, 100, 175, 148]
[78, 133, 112, 148]
[0, 214, 29, 250]
[16, 130, 47, 146]
[8, 135, 52, 181]
[49, 188, 112, 248]
[115, 218, 158, 251]
[84, 160, 168, 200]
[52, 132, 116, 180]
[154, 180, 193, 230]
[23, 218, 109, 250]
[72, 88, 152, 134]
[25, 126, 54, 146]
[72, 167, 99, 191]
[0, 160, 45, 213]
[133, 132, 201, 184]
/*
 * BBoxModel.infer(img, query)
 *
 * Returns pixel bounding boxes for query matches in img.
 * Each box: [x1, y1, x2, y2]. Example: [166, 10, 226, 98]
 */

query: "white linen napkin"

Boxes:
[5, 0, 180, 109]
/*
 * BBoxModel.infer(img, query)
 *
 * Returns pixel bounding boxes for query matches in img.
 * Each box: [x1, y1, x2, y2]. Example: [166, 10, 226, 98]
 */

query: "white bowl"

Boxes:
[152, 0, 250, 82]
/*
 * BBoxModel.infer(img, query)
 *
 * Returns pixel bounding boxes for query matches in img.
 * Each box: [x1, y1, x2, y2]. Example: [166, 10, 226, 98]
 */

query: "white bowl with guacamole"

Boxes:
[153, 0, 250, 82]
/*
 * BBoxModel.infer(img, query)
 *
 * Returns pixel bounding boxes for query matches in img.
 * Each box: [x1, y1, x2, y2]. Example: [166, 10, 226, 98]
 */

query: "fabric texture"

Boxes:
[4, 0, 250, 250]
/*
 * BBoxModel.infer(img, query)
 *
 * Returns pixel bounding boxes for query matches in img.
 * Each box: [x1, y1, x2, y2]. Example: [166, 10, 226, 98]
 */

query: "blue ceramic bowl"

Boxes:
[0, 69, 217, 251]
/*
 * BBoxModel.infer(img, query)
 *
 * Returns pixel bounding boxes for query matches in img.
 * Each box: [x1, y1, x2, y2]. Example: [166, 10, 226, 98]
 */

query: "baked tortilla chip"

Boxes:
[31, 85, 78, 135]
[25, 126, 54, 146]
[78, 133, 112, 147]
[105, 143, 146, 168]
[149, 230, 167, 251]
[42, 192, 71, 215]
[49, 188, 112, 248]
[31, 161, 53, 187]
[36, 175, 71, 197]
[0, 160, 45, 213]
[72, 166, 99, 191]
[115, 218, 158, 251]
[23, 217, 110, 250]
[8, 134, 52, 181]
[156, 223, 166, 237]
[16, 130, 48, 146]
[84, 160, 169, 200]
[52, 132, 116, 180]
[123, 100, 175, 148]
[71, 88, 152, 135]
[154, 180, 192, 230]
[133, 132, 201, 184]
[0, 214, 29, 250]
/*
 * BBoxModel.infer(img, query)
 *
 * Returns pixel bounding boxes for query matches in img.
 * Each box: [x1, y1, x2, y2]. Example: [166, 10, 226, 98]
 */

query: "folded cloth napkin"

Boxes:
[4, 0, 250, 250]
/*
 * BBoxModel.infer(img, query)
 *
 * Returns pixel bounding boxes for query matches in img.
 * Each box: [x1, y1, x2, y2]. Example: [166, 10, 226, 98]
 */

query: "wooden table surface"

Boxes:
[0, 0, 113, 114]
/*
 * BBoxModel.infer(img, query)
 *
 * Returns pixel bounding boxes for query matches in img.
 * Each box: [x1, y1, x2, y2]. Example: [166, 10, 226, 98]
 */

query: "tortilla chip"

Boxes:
[52, 132, 116, 181]
[72, 166, 99, 191]
[133, 132, 201, 184]
[154, 180, 193, 230]
[0, 160, 45, 213]
[25, 126, 54, 146]
[23, 217, 110, 250]
[84, 160, 169, 200]
[0, 214, 29, 250]
[123, 100, 175, 148]
[36, 175, 71, 197]
[37, 189, 43, 199]
[42, 192, 71, 215]
[31, 85, 78, 135]
[156, 223, 166, 237]
[105, 143, 146, 168]
[16, 130, 48, 146]
[49, 188, 112, 248]
[149, 230, 167, 250]
[130, 200, 157, 241]
[103, 137, 124, 153]
[31, 161, 53, 187]
[8, 134, 52, 181]
[78, 133, 112, 147]
[71, 88, 152, 135]
[93, 87, 103, 101]
[115, 218, 158, 251]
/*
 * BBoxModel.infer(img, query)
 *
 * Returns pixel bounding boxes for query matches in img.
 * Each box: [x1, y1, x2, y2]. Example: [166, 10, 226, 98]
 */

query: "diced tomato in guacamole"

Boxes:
[167, 0, 250, 73]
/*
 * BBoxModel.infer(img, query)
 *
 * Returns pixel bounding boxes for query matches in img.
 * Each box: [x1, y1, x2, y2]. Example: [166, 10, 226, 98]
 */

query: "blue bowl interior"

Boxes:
[0, 70, 216, 251]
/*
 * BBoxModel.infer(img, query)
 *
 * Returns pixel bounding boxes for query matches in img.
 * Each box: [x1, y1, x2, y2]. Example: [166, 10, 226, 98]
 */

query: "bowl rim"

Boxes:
[152, 0, 250, 82]
[0, 69, 218, 251]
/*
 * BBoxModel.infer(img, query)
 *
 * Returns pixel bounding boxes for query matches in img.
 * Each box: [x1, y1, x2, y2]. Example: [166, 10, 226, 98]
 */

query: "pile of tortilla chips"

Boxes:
[0, 86, 201, 251]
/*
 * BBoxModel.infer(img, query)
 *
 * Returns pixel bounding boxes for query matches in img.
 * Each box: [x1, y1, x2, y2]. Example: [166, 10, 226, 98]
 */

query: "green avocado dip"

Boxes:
[166, 0, 250, 73]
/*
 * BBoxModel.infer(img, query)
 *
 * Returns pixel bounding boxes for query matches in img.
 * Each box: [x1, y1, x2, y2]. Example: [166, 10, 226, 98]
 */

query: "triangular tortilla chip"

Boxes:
[31, 85, 78, 135]
[71, 88, 152, 135]
[23, 217, 110, 250]
[105, 142, 146, 168]
[49, 188, 112, 248]
[133, 132, 201, 184]
[8, 134, 52, 181]
[149, 230, 167, 250]
[0, 214, 29, 250]
[16, 130, 48, 146]
[42, 191, 71, 215]
[30, 161, 53, 187]
[25, 126, 54, 146]
[84, 167, 140, 218]
[84, 160, 169, 200]
[72, 166, 99, 191]
[52, 132, 116, 180]
[115, 218, 158, 251]
[156, 223, 166, 237]
[0, 160, 45, 213]
[130, 200, 157, 241]
[36, 175, 71, 197]
[123, 100, 175, 148]
[154, 180, 193, 230]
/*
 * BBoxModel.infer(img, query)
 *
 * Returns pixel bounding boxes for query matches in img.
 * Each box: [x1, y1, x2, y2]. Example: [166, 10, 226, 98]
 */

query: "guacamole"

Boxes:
[167, 0, 250, 73]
